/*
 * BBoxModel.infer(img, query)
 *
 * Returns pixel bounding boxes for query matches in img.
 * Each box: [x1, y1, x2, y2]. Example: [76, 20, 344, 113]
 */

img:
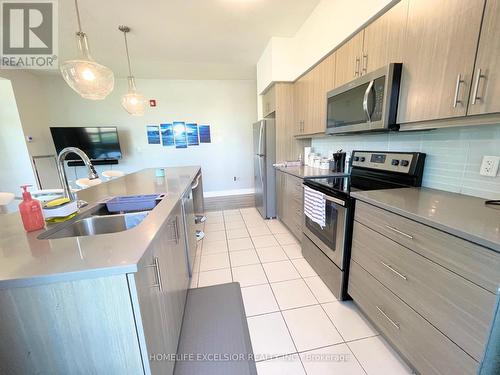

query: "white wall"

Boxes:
[256, 0, 395, 94]
[0, 79, 37, 194]
[34, 77, 257, 194]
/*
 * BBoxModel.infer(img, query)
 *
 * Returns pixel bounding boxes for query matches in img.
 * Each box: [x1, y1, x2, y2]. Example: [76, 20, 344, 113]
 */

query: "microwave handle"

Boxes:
[363, 80, 375, 122]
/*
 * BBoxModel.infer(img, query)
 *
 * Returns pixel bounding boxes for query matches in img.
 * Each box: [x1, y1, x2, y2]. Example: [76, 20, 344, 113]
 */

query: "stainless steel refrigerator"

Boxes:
[253, 119, 276, 219]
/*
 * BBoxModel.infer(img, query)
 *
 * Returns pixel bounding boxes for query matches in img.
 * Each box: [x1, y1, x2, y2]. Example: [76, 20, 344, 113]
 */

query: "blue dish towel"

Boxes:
[478, 287, 500, 375]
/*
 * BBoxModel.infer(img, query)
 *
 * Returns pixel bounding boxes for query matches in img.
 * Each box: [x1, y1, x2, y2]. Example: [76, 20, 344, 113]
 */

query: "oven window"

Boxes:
[305, 200, 339, 250]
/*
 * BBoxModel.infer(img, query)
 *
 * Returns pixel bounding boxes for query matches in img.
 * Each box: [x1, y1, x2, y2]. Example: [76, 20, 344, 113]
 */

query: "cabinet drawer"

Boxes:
[351, 222, 494, 361]
[349, 261, 477, 375]
[355, 201, 500, 293]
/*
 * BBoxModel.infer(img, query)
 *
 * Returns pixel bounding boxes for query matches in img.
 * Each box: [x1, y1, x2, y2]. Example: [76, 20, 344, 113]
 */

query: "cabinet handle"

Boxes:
[354, 57, 360, 77]
[173, 216, 179, 244]
[145, 256, 163, 292]
[362, 54, 368, 74]
[453, 74, 465, 108]
[380, 261, 407, 281]
[376, 306, 400, 329]
[385, 225, 413, 240]
[471, 68, 485, 105]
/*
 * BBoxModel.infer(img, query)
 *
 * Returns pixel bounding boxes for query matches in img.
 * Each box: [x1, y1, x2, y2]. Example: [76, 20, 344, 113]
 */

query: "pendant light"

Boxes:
[60, 0, 114, 100]
[119, 25, 145, 116]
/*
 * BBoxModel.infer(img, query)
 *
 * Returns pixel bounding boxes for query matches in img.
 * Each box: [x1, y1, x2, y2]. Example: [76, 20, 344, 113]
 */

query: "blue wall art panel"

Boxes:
[146, 125, 160, 144]
[186, 123, 199, 146]
[199, 125, 211, 143]
[173, 122, 188, 149]
[160, 123, 174, 146]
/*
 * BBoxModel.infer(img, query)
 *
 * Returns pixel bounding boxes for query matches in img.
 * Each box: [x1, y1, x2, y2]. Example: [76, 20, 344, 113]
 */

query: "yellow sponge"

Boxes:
[45, 197, 71, 208]
[43, 198, 78, 220]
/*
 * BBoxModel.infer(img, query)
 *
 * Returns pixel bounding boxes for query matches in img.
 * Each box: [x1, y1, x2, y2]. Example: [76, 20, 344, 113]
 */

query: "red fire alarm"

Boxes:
[149, 99, 157, 107]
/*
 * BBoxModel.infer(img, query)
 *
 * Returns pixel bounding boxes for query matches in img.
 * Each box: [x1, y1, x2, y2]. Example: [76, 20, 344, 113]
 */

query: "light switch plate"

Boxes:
[480, 156, 500, 177]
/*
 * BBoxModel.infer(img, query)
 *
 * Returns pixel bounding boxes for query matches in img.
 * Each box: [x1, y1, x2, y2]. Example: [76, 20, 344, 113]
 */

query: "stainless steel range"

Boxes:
[302, 150, 426, 300]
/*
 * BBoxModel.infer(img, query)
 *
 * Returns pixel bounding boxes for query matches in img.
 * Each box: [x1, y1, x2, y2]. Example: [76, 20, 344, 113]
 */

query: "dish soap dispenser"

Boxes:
[19, 185, 45, 232]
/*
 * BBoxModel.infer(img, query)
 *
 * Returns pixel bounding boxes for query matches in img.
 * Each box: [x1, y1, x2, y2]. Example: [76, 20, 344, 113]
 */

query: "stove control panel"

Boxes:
[351, 151, 415, 174]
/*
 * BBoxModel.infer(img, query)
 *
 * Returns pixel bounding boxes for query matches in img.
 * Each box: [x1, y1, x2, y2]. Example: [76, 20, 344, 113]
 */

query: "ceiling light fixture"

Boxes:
[119, 25, 145, 116]
[60, 0, 114, 100]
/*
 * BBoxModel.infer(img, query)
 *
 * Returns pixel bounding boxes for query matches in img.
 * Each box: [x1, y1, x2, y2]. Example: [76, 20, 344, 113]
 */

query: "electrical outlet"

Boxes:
[480, 156, 500, 177]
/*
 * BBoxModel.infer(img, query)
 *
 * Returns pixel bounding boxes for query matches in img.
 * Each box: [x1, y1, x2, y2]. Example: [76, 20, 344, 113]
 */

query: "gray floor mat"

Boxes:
[174, 282, 257, 375]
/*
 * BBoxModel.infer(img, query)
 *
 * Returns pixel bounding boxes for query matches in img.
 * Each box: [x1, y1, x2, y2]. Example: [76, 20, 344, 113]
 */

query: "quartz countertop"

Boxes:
[274, 165, 347, 179]
[0, 167, 200, 289]
[351, 187, 500, 252]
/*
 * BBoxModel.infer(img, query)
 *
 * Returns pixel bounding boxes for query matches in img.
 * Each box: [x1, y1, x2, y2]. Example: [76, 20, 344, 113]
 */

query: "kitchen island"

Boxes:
[0, 167, 201, 375]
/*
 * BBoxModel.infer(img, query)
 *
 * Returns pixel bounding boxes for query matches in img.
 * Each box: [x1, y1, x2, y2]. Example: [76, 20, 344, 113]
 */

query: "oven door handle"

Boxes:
[363, 80, 374, 122]
[324, 195, 345, 206]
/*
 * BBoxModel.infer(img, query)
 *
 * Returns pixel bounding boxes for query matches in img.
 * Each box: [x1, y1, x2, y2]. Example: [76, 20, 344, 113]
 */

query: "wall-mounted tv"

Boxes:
[50, 127, 122, 161]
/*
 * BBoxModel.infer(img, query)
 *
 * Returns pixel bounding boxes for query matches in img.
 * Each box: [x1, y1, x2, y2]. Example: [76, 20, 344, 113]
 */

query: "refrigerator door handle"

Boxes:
[259, 155, 264, 190]
[258, 121, 264, 156]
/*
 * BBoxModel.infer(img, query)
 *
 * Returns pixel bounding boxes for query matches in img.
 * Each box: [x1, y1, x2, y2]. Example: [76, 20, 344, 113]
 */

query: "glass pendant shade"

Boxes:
[60, 33, 114, 100]
[121, 77, 145, 116]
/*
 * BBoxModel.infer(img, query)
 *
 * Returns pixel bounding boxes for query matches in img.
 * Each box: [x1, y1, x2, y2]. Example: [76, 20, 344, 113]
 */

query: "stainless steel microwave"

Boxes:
[326, 63, 402, 135]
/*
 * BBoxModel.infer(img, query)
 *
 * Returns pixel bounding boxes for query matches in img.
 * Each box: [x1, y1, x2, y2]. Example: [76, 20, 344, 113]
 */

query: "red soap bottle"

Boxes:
[19, 185, 45, 232]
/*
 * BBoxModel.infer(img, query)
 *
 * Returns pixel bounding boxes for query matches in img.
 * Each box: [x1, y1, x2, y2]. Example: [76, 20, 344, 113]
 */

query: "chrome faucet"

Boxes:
[57, 147, 99, 207]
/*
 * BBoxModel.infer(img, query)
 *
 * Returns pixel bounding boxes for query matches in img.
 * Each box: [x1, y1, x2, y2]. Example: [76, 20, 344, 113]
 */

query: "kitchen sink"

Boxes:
[37, 202, 150, 240]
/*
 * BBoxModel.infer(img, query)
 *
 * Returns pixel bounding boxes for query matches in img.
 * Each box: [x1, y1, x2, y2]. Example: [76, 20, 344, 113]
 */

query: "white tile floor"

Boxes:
[190, 207, 413, 375]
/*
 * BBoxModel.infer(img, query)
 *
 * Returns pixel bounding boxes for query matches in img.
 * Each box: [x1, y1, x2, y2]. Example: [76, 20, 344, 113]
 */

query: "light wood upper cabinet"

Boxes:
[397, 0, 486, 124]
[467, 0, 500, 116]
[308, 53, 336, 134]
[334, 31, 364, 87]
[274, 83, 295, 161]
[294, 53, 336, 136]
[293, 71, 313, 135]
[262, 85, 276, 117]
[362, 0, 408, 74]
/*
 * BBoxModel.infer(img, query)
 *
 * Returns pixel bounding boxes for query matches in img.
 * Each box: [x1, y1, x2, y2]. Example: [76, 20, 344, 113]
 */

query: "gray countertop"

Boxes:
[275, 165, 347, 179]
[352, 187, 500, 252]
[0, 167, 200, 289]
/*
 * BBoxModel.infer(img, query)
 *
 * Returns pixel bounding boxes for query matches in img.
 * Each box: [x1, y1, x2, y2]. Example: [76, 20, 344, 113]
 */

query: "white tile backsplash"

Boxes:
[311, 124, 500, 200]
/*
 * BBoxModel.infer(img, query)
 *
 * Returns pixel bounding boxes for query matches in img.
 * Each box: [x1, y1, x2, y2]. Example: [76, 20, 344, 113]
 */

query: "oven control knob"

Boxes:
[391, 159, 400, 166]
[360, 157, 366, 162]
[401, 160, 410, 167]
[354, 156, 360, 162]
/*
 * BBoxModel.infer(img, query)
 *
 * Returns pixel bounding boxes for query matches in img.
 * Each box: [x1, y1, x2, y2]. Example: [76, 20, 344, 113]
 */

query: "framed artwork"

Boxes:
[173, 122, 187, 149]
[160, 123, 174, 146]
[186, 123, 199, 146]
[146, 125, 160, 144]
[199, 125, 211, 143]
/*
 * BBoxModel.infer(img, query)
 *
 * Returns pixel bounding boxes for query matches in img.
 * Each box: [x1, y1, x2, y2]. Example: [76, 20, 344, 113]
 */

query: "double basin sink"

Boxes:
[38, 203, 152, 240]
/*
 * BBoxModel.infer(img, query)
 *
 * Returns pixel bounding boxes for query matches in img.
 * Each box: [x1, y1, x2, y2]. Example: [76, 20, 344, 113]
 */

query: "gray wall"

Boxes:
[0, 79, 37, 195]
[24, 76, 258, 195]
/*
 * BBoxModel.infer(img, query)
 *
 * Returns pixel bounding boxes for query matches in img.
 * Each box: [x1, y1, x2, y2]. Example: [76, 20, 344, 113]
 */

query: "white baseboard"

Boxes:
[204, 188, 255, 198]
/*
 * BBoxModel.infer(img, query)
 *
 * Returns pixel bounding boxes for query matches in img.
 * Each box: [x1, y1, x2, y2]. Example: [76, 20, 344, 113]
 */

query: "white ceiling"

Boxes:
[46, 0, 320, 80]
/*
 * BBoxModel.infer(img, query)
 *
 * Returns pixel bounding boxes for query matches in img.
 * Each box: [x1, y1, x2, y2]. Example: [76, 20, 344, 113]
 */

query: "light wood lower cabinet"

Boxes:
[350, 201, 500, 374]
[351, 221, 495, 361]
[349, 261, 477, 375]
[354, 201, 500, 293]
[131, 200, 190, 374]
[276, 170, 303, 241]
[0, 201, 190, 375]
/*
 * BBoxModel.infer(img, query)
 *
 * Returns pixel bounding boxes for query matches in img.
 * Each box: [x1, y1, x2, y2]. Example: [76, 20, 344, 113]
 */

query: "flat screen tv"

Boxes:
[50, 127, 122, 161]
